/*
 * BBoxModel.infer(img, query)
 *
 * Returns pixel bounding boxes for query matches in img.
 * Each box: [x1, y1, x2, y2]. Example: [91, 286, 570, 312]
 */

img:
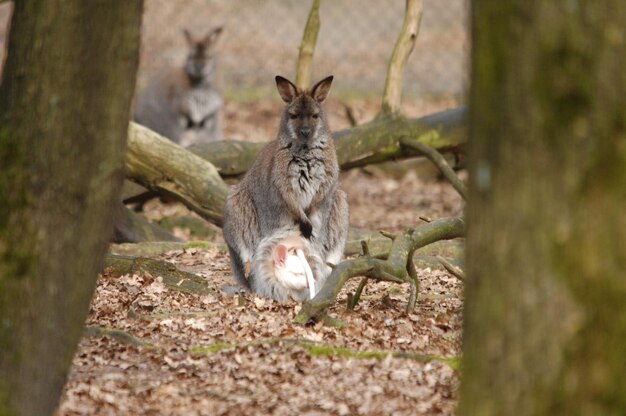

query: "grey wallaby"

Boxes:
[223, 75, 349, 300]
[134, 27, 224, 146]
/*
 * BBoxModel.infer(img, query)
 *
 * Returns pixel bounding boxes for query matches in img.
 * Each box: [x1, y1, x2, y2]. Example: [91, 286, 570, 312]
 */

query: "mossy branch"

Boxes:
[126, 122, 228, 226]
[295, 0, 321, 90]
[380, 0, 424, 117]
[188, 106, 466, 178]
[295, 217, 465, 324]
[84, 326, 155, 349]
[104, 254, 216, 296]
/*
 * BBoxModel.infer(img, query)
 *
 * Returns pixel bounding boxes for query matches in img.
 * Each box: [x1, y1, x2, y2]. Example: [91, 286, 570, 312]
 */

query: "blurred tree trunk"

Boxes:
[461, 2, 626, 415]
[0, 1, 143, 415]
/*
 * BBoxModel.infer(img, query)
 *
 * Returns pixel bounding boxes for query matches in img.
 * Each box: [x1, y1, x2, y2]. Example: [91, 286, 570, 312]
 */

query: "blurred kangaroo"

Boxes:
[134, 27, 224, 146]
[223, 75, 349, 298]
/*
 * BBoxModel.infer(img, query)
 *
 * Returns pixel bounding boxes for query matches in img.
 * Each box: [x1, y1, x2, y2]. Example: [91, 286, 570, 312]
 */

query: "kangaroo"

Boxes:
[250, 227, 324, 302]
[223, 75, 349, 299]
[134, 27, 224, 146]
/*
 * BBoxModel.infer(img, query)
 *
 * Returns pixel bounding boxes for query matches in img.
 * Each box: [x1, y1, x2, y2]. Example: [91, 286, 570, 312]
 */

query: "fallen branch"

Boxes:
[84, 326, 155, 349]
[400, 137, 467, 199]
[104, 254, 215, 296]
[109, 241, 225, 257]
[112, 203, 181, 243]
[188, 106, 466, 178]
[126, 122, 229, 226]
[295, 217, 465, 324]
[437, 255, 465, 281]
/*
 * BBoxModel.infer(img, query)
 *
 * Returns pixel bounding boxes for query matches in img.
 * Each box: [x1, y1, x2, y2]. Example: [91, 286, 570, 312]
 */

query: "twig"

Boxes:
[437, 255, 465, 281]
[295, 0, 321, 90]
[360, 240, 370, 256]
[342, 102, 359, 127]
[401, 137, 467, 199]
[348, 277, 369, 311]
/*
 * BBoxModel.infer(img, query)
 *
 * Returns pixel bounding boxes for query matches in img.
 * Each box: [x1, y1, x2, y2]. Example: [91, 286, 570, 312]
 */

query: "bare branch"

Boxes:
[295, 0, 321, 90]
[380, 0, 424, 117]
[437, 255, 465, 281]
[401, 137, 468, 199]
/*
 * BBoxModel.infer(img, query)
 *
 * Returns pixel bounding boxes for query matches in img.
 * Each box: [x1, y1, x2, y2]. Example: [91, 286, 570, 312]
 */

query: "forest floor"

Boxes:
[56, 98, 465, 416]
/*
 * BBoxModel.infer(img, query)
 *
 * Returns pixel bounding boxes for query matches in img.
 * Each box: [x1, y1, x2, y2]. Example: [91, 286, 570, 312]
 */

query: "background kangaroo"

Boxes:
[223, 75, 349, 299]
[134, 27, 224, 146]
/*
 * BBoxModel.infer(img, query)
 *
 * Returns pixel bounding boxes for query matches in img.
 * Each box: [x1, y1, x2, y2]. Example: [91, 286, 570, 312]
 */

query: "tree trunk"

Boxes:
[0, 2, 143, 415]
[460, 2, 626, 415]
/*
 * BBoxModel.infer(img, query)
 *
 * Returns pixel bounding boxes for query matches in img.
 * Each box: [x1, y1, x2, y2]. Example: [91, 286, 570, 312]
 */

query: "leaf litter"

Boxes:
[58, 139, 464, 416]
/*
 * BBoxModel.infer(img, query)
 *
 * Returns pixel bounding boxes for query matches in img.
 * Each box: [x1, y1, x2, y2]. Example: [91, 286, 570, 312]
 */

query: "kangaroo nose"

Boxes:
[299, 127, 312, 138]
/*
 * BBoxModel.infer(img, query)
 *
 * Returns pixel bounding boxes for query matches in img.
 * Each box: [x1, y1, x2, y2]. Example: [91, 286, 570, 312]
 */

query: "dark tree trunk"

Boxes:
[460, 2, 626, 415]
[0, 2, 143, 415]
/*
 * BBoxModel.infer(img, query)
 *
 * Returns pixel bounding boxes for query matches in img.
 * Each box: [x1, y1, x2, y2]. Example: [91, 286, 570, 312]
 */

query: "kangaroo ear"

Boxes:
[275, 76, 298, 103]
[204, 26, 223, 47]
[310, 75, 334, 102]
[274, 244, 288, 268]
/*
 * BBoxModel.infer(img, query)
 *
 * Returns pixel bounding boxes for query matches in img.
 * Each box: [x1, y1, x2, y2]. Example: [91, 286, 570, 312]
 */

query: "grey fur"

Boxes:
[134, 27, 223, 146]
[223, 75, 349, 298]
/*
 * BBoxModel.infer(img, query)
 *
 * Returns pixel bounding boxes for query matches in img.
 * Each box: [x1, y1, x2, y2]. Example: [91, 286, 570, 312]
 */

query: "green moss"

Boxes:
[307, 345, 389, 360]
[183, 241, 214, 249]
[190, 343, 236, 355]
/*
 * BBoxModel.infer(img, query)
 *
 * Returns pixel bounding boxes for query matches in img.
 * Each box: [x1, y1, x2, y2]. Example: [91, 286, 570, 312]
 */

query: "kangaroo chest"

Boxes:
[287, 155, 327, 209]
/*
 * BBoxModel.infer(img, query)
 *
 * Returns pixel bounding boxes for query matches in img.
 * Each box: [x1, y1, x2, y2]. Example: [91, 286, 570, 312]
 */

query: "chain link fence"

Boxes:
[0, 1, 469, 115]
[140, 0, 469, 113]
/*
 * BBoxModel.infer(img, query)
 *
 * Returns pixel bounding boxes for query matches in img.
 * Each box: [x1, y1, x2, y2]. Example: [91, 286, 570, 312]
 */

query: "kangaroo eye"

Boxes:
[289, 114, 298, 120]
[312, 114, 319, 119]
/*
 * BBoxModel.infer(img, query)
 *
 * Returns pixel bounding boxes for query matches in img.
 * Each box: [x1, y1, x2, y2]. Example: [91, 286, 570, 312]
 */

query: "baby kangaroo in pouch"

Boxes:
[223, 75, 349, 300]
[250, 228, 323, 302]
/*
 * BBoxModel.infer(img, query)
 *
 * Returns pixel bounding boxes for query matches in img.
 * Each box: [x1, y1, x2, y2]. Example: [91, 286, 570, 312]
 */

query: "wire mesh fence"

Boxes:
[139, 0, 469, 112]
[0, 1, 469, 115]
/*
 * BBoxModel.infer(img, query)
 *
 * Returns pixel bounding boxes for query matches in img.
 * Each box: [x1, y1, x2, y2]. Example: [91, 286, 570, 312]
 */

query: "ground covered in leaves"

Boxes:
[56, 67, 466, 414]
[57, 161, 465, 415]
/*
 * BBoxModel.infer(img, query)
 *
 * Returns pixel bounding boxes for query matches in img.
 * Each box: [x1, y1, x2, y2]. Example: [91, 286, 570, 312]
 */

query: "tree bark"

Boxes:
[460, 2, 626, 415]
[0, 2, 143, 415]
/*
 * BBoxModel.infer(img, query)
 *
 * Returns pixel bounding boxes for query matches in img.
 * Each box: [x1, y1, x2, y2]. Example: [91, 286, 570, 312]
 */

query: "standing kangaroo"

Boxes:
[223, 75, 349, 299]
[134, 27, 224, 146]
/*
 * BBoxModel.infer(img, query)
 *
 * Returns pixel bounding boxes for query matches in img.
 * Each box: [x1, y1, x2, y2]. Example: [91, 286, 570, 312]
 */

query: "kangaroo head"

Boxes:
[275, 75, 333, 143]
[183, 27, 223, 85]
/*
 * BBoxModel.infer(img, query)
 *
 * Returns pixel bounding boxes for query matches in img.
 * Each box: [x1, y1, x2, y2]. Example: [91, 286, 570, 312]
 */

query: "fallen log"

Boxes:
[104, 254, 215, 295]
[126, 122, 229, 225]
[188, 106, 467, 178]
